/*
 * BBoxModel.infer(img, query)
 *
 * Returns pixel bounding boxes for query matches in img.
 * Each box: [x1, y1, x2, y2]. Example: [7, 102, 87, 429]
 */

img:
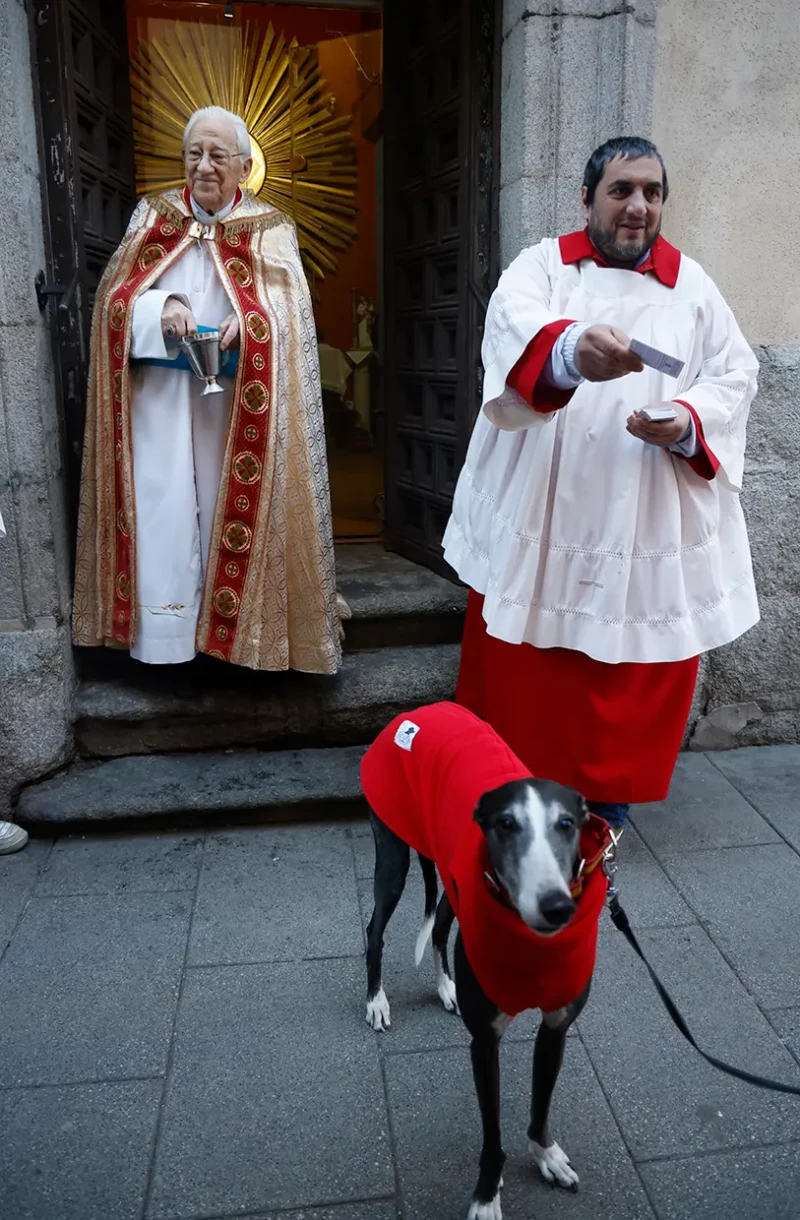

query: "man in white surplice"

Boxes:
[444, 137, 759, 832]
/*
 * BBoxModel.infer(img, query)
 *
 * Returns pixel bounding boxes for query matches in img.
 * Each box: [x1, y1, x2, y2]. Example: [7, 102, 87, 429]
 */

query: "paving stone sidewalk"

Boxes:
[2, 746, 800, 1220]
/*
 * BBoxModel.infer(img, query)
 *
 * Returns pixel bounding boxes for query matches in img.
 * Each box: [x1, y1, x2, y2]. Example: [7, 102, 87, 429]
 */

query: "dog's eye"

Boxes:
[558, 816, 575, 831]
[497, 816, 517, 834]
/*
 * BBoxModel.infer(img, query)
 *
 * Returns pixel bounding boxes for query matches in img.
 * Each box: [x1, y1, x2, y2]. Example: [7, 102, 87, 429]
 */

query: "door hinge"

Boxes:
[35, 269, 77, 314]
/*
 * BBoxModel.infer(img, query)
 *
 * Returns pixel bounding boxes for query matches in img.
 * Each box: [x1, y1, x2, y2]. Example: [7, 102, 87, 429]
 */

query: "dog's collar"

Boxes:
[571, 816, 616, 899]
[483, 864, 516, 912]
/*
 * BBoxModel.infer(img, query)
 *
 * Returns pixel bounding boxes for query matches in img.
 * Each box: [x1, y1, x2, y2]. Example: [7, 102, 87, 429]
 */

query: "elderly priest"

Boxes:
[73, 105, 341, 673]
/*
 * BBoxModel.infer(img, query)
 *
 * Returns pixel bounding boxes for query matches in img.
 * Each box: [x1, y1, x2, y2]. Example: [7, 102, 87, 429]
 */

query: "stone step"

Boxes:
[16, 745, 368, 829]
[74, 642, 462, 758]
[335, 543, 466, 650]
[76, 545, 467, 682]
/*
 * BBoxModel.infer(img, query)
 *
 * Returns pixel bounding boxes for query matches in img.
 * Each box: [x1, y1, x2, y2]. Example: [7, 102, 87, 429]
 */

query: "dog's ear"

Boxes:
[473, 780, 525, 829]
[577, 794, 589, 825]
[473, 787, 500, 829]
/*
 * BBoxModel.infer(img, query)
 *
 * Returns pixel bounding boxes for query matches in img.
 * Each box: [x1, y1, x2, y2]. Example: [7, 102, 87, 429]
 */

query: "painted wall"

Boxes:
[652, 0, 800, 343]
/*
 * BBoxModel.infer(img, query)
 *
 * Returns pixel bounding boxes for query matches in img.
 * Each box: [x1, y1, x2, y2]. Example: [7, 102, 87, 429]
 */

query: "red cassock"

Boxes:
[456, 593, 699, 804]
[360, 701, 609, 1017]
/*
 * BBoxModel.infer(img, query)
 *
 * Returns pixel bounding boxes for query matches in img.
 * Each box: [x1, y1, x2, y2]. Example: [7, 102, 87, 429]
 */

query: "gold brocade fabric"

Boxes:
[73, 189, 342, 674]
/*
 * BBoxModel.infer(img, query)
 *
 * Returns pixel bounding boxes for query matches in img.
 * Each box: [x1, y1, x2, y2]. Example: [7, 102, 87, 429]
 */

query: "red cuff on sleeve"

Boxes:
[507, 319, 578, 413]
[675, 401, 720, 481]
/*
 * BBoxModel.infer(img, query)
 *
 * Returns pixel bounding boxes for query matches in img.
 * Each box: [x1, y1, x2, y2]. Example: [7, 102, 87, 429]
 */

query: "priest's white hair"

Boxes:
[183, 106, 251, 157]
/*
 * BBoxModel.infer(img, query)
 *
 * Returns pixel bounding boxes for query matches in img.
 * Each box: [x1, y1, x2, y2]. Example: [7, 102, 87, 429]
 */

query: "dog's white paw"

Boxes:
[529, 1139, 579, 1189]
[366, 988, 391, 1032]
[466, 1193, 502, 1220]
[437, 972, 459, 1014]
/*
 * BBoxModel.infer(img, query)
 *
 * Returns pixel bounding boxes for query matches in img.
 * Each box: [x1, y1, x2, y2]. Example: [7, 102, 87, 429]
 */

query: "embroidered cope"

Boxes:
[73, 188, 341, 674]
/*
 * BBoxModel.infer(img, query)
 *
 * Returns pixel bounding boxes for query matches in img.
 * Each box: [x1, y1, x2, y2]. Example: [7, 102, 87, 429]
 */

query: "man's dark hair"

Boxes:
[582, 137, 669, 205]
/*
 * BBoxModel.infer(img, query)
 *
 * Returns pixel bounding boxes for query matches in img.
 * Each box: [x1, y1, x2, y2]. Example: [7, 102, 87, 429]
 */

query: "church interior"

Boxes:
[125, 0, 384, 541]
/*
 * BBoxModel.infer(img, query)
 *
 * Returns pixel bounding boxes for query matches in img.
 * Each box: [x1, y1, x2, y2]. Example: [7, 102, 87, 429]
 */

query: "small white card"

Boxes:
[637, 405, 678, 422]
[394, 720, 421, 752]
[629, 338, 685, 379]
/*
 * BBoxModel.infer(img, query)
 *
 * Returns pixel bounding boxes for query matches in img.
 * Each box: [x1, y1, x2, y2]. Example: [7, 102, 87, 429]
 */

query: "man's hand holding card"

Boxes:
[627, 401, 691, 447]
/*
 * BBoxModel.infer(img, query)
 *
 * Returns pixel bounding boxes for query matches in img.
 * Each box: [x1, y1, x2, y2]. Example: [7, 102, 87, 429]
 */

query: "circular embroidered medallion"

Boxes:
[116, 572, 131, 601]
[114, 343, 123, 359]
[242, 380, 268, 414]
[109, 299, 126, 331]
[160, 222, 176, 237]
[113, 370, 124, 403]
[234, 495, 250, 512]
[117, 509, 130, 537]
[214, 587, 239, 618]
[225, 561, 239, 578]
[223, 521, 252, 553]
[116, 413, 123, 431]
[227, 233, 241, 248]
[216, 625, 228, 642]
[244, 425, 258, 442]
[207, 649, 226, 660]
[117, 612, 126, 625]
[245, 311, 270, 343]
[139, 244, 166, 272]
[115, 440, 123, 462]
[252, 352, 266, 371]
[225, 258, 251, 288]
[233, 452, 262, 484]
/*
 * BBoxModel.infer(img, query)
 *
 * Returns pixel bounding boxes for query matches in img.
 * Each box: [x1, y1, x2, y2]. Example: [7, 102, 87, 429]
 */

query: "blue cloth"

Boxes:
[131, 326, 239, 379]
[587, 801, 629, 829]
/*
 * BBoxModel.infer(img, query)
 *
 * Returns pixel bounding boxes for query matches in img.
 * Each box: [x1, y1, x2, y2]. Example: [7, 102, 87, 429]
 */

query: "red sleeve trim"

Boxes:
[506, 319, 578, 413]
[675, 401, 720, 481]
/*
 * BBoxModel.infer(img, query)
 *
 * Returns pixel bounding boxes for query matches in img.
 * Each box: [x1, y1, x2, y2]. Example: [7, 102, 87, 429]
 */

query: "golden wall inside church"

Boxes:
[126, 1, 384, 539]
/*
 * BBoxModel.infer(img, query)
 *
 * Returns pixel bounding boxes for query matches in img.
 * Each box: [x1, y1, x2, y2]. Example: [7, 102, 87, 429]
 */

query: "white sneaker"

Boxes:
[0, 821, 28, 855]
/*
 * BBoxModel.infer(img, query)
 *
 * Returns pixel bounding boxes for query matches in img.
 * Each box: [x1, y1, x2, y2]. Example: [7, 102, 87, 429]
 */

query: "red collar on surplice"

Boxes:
[558, 228, 681, 288]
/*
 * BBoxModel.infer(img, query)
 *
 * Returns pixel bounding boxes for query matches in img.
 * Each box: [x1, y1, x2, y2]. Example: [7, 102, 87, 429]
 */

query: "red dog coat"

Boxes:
[361, 702, 609, 1017]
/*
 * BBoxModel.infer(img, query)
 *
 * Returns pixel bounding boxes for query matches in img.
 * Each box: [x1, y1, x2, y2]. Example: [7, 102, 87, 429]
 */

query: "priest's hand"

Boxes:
[161, 298, 197, 341]
[627, 403, 691, 447]
[574, 325, 644, 382]
[219, 313, 240, 352]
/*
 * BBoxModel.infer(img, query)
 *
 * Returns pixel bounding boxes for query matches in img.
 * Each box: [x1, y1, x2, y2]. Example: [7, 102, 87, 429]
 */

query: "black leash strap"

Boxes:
[608, 895, 800, 1097]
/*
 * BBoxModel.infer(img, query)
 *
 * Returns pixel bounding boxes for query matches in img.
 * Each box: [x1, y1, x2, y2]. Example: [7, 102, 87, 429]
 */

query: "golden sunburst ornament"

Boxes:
[129, 19, 358, 279]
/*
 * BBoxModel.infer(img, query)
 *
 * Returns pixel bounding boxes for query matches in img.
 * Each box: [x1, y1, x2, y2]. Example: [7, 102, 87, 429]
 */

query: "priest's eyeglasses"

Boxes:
[185, 148, 245, 168]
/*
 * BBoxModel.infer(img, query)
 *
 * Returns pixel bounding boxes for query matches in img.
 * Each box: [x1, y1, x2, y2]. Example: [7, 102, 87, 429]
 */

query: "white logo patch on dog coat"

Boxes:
[394, 720, 421, 751]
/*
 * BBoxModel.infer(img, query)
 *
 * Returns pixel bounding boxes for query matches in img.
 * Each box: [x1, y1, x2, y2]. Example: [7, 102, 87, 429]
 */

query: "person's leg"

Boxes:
[0, 822, 28, 854]
[586, 801, 629, 830]
[130, 370, 203, 664]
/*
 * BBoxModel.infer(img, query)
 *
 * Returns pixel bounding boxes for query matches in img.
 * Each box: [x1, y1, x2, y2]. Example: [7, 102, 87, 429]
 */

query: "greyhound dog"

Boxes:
[360, 702, 611, 1220]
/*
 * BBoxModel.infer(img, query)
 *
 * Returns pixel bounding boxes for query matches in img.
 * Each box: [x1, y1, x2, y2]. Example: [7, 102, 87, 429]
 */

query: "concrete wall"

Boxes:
[652, 0, 800, 344]
[0, 0, 75, 813]
[651, 0, 800, 749]
[500, 0, 657, 266]
[689, 345, 800, 751]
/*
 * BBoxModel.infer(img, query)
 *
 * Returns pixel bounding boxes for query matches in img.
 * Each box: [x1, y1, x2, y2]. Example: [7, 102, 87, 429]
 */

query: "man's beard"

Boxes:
[588, 217, 660, 265]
